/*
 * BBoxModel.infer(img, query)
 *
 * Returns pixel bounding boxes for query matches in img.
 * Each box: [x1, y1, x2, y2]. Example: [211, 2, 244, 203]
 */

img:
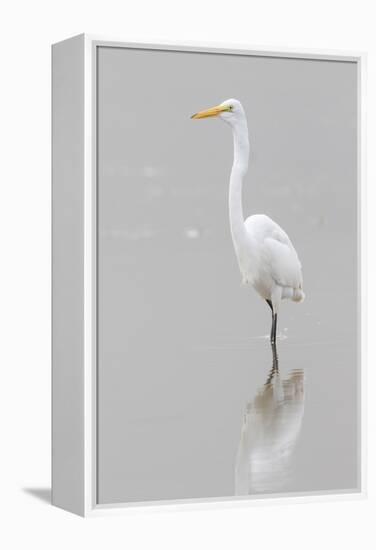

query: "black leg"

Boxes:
[271, 313, 278, 344]
[271, 340, 278, 371]
[266, 300, 277, 343]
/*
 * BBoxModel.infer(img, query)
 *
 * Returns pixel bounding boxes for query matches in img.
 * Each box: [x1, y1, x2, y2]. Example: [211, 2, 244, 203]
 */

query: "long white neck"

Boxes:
[229, 118, 249, 252]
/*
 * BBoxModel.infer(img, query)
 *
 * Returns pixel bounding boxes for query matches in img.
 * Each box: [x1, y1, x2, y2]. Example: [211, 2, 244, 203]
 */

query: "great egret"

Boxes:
[191, 99, 304, 342]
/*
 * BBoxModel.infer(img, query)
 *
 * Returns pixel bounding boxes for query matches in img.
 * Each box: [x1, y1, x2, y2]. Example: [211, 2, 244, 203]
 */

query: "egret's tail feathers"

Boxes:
[292, 288, 305, 303]
[282, 286, 305, 302]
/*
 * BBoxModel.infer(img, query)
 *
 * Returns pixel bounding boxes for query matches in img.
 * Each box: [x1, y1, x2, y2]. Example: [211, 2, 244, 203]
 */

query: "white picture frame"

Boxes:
[52, 34, 366, 517]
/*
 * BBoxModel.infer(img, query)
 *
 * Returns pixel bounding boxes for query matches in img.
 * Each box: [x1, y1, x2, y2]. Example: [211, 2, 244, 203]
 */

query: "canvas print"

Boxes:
[96, 46, 359, 504]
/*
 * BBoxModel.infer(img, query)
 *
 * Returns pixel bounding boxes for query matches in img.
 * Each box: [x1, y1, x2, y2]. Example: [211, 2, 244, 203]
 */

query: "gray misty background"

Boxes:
[97, 46, 358, 504]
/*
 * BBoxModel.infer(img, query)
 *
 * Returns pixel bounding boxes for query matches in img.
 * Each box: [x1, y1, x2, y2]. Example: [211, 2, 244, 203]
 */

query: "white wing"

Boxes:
[263, 236, 303, 289]
[245, 214, 303, 290]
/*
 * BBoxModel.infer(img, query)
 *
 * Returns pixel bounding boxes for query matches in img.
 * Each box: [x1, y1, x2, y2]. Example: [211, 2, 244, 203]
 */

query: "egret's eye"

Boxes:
[228, 105, 233, 111]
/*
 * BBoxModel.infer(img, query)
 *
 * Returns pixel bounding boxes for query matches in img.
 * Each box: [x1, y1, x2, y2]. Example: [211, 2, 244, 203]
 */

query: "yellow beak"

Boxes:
[191, 104, 230, 119]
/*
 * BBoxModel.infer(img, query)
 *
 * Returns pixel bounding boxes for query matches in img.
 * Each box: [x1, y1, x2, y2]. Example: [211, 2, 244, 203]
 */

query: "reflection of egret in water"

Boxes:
[235, 343, 305, 495]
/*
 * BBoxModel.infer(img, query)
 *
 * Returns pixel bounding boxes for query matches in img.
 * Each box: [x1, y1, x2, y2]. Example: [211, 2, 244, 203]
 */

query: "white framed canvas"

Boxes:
[52, 34, 365, 516]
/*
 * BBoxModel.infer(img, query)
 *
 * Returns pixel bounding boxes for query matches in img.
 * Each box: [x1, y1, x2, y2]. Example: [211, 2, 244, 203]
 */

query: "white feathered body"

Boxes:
[233, 213, 304, 312]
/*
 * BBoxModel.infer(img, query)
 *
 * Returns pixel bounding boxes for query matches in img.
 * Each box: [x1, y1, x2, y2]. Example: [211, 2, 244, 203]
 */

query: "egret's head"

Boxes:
[191, 99, 245, 127]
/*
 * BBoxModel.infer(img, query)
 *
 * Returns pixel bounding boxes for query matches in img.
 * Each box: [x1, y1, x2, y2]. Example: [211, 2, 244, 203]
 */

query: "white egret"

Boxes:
[191, 99, 304, 342]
